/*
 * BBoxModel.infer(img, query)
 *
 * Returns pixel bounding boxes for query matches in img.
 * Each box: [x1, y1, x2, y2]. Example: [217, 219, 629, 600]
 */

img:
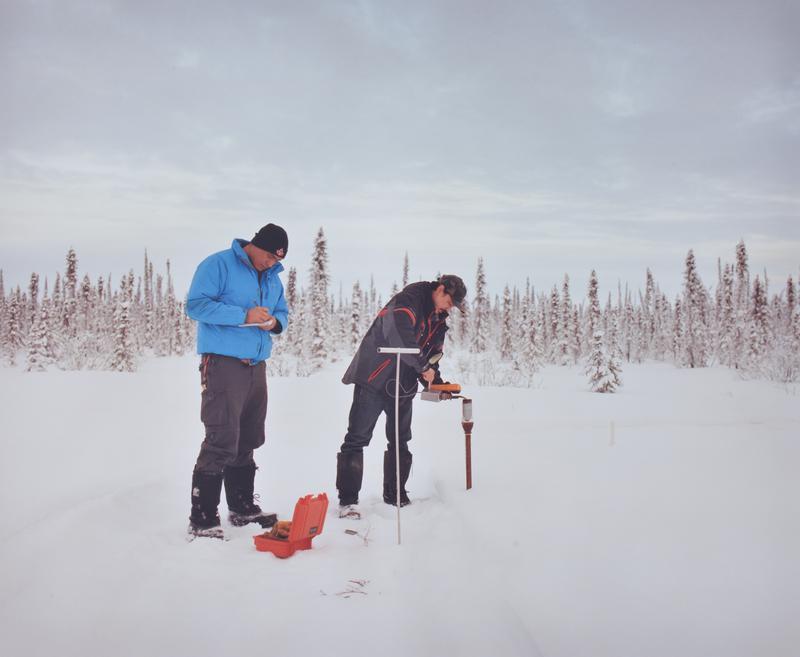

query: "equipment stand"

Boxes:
[378, 346, 420, 545]
[463, 421, 474, 490]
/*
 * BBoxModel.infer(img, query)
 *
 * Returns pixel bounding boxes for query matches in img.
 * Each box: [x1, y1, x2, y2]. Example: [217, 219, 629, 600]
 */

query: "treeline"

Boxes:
[0, 250, 192, 371]
[1, 235, 798, 386]
[435, 241, 798, 386]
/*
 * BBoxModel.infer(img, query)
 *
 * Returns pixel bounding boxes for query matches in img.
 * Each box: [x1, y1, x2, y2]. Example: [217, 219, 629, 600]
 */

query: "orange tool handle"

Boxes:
[429, 383, 462, 393]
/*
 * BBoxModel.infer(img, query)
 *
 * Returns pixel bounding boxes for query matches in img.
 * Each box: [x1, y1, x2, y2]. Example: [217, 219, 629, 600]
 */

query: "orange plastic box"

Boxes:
[253, 493, 329, 558]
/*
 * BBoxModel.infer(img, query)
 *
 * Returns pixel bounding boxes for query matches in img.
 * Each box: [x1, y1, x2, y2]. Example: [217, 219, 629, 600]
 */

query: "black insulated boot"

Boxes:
[224, 464, 277, 528]
[336, 451, 364, 507]
[383, 449, 412, 507]
[189, 471, 224, 539]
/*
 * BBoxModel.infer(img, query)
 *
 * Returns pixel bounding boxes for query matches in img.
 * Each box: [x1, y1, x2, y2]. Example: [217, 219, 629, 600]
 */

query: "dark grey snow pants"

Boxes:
[193, 354, 268, 475]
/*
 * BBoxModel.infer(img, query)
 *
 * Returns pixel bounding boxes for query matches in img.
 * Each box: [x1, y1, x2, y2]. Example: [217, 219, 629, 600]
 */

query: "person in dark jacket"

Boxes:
[185, 223, 290, 539]
[336, 274, 467, 518]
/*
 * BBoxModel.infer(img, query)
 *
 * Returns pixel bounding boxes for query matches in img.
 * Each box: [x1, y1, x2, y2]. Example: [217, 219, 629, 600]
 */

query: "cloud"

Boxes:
[741, 79, 800, 125]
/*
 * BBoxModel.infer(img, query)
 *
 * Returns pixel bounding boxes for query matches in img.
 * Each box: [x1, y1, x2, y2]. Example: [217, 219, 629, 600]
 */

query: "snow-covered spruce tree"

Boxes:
[172, 301, 185, 357]
[308, 227, 330, 370]
[183, 303, 196, 353]
[672, 297, 684, 363]
[583, 269, 610, 345]
[681, 249, 709, 368]
[734, 240, 750, 310]
[143, 251, 154, 347]
[293, 288, 311, 375]
[78, 274, 93, 332]
[286, 266, 297, 313]
[0, 271, 6, 349]
[643, 268, 656, 357]
[765, 277, 798, 382]
[653, 292, 671, 361]
[713, 258, 723, 355]
[402, 252, 409, 288]
[367, 275, 377, 319]
[511, 281, 528, 356]
[153, 274, 167, 356]
[109, 271, 136, 372]
[633, 306, 647, 363]
[516, 291, 542, 384]
[601, 291, 612, 338]
[545, 285, 559, 363]
[500, 285, 513, 360]
[583, 270, 622, 391]
[747, 275, 770, 370]
[471, 258, 489, 353]
[454, 297, 469, 350]
[585, 329, 621, 393]
[571, 306, 582, 363]
[622, 293, 634, 362]
[446, 294, 461, 348]
[4, 292, 24, 365]
[51, 272, 62, 329]
[332, 291, 347, 361]
[790, 291, 800, 380]
[606, 306, 624, 366]
[732, 240, 750, 368]
[350, 280, 362, 354]
[585, 270, 601, 341]
[28, 272, 39, 326]
[491, 293, 502, 353]
[717, 263, 736, 367]
[555, 275, 572, 365]
[70, 273, 102, 369]
[93, 275, 109, 352]
[26, 301, 55, 371]
[62, 247, 78, 338]
[160, 261, 176, 356]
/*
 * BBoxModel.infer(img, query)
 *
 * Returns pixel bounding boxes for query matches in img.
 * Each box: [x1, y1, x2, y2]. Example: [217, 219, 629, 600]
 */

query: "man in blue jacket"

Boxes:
[186, 223, 289, 539]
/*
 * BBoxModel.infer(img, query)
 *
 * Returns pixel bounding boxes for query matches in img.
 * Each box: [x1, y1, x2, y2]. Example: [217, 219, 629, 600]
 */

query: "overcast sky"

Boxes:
[1, 0, 798, 301]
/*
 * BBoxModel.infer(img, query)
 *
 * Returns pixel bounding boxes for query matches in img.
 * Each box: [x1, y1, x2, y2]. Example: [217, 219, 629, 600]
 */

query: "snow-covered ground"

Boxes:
[1, 357, 798, 657]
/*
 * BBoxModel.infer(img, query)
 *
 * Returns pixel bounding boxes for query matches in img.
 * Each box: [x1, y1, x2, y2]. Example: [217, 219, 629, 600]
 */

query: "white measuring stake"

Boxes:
[378, 346, 420, 545]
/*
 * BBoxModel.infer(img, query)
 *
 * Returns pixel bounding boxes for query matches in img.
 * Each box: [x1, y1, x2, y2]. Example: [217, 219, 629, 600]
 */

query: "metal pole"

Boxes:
[377, 347, 420, 546]
[462, 399, 473, 491]
[395, 353, 401, 544]
[464, 427, 473, 490]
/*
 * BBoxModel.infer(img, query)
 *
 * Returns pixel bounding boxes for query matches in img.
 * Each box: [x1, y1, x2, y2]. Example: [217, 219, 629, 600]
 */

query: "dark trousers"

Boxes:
[194, 354, 268, 474]
[340, 384, 413, 454]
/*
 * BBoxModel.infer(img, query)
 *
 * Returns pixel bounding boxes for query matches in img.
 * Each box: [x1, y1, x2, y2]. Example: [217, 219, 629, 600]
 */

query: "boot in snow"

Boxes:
[338, 504, 362, 520]
[383, 449, 412, 507]
[336, 451, 363, 506]
[189, 471, 224, 539]
[224, 464, 277, 528]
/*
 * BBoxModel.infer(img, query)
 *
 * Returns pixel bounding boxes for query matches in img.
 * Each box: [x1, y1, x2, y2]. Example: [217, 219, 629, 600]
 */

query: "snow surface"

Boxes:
[1, 358, 798, 657]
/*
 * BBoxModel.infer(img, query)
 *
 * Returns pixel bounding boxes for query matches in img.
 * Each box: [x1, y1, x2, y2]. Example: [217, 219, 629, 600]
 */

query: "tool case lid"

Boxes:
[288, 493, 328, 542]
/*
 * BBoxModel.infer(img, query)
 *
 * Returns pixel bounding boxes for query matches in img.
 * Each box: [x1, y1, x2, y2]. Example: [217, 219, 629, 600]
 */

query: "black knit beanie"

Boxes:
[251, 223, 288, 258]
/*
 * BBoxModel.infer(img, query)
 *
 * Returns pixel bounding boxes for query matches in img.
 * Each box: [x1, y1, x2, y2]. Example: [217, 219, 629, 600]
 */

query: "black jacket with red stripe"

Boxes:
[342, 281, 448, 394]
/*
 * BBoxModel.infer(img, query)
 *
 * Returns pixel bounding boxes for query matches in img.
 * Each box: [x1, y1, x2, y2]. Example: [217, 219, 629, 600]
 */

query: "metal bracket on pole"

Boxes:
[377, 346, 420, 546]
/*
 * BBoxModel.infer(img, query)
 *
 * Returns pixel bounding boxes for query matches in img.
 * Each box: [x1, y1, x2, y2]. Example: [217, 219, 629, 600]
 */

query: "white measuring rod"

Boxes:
[377, 346, 420, 545]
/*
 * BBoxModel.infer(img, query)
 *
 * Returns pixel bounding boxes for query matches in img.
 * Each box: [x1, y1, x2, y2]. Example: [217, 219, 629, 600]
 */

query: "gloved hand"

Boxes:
[270, 520, 292, 539]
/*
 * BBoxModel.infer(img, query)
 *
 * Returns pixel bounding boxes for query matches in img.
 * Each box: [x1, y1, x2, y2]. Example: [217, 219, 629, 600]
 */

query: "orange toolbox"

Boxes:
[253, 493, 328, 558]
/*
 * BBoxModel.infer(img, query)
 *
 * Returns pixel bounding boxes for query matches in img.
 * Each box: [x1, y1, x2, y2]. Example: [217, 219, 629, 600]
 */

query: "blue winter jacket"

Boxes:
[186, 239, 289, 364]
